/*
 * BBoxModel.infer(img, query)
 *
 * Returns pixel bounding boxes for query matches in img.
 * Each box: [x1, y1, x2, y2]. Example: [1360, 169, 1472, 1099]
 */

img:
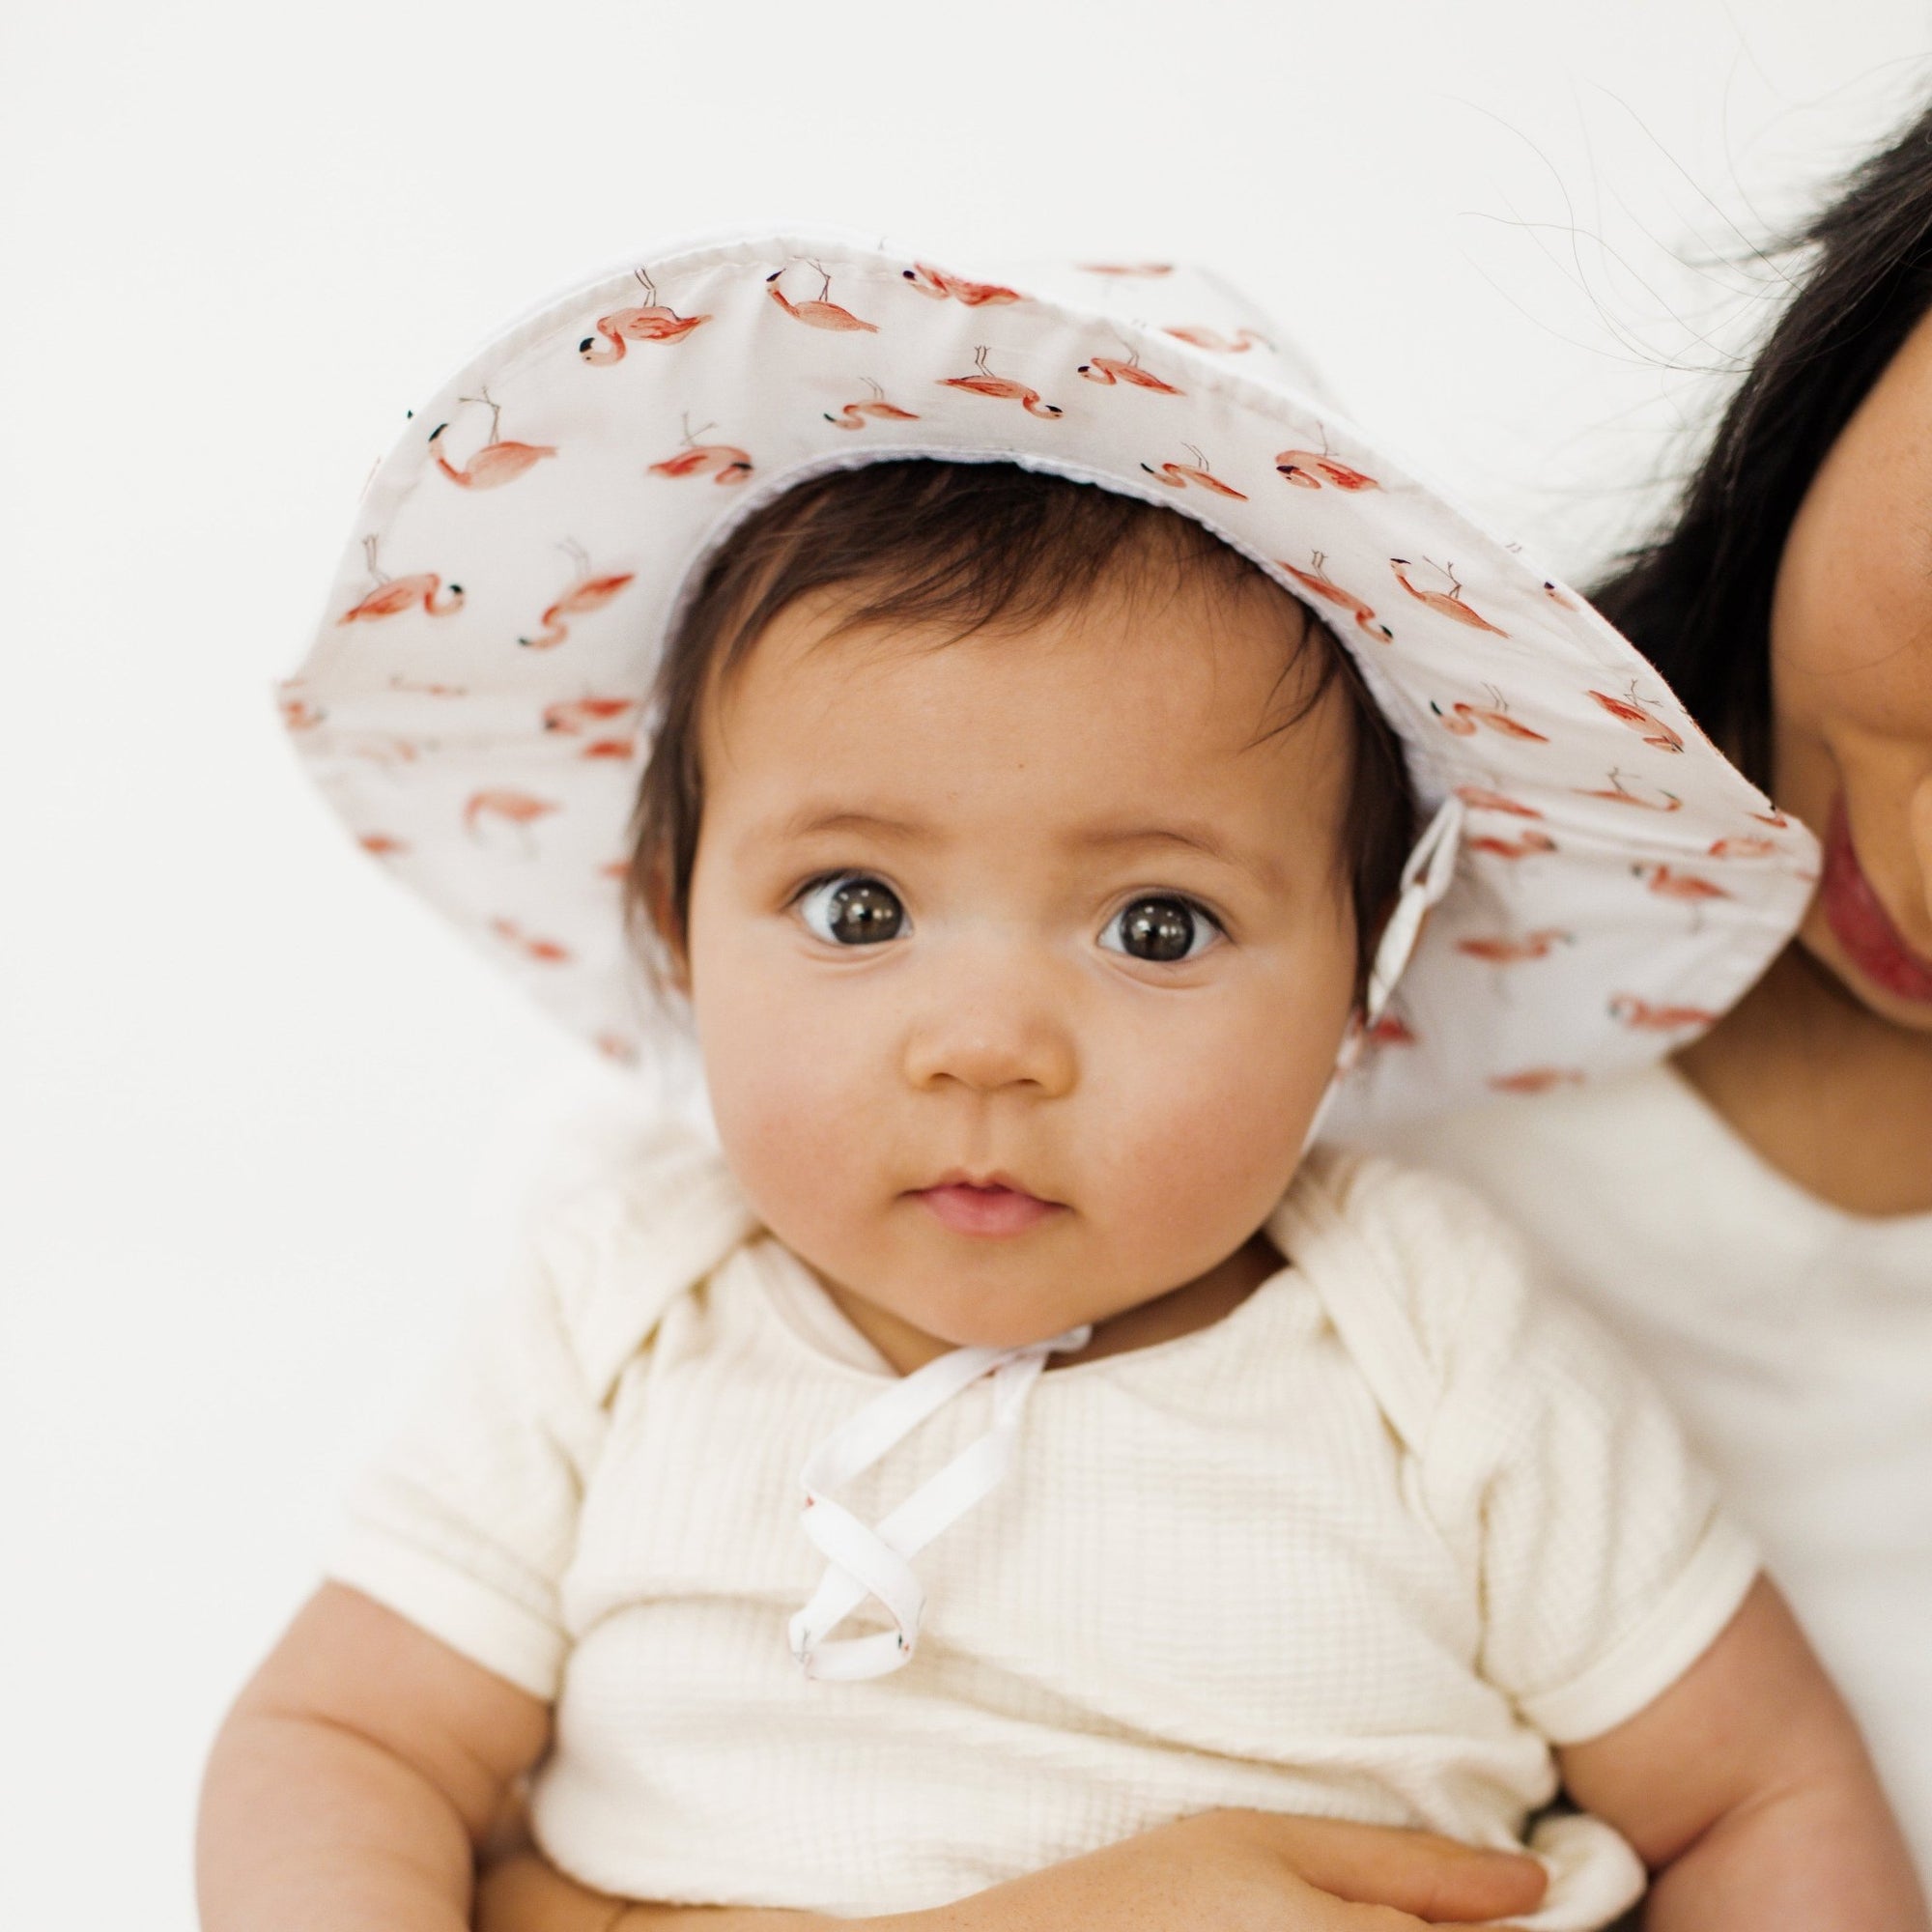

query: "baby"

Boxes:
[200, 236, 1925, 1932]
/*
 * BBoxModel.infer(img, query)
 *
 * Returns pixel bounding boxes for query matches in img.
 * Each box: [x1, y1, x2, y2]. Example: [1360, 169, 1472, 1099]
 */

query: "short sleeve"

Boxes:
[325, 1236, 605, 1701]
[1418, 1192, 1761, 1743]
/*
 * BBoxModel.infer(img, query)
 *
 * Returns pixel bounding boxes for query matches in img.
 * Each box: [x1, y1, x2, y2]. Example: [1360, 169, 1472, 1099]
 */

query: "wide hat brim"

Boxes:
[282, 229, 1816, 1128]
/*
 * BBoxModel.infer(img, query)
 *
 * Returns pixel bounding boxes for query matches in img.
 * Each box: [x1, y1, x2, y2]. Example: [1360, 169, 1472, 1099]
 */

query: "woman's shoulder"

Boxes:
[1361, 1062, 1748, 1253]
[1367, 1058, 1932, 1287]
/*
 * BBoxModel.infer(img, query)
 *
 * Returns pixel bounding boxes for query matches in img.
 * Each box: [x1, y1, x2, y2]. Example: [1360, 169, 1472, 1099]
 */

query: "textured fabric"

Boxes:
[279, 230, 1816, 1127]
[327, 1123, 1758, 1930]
[1378, 1062, 1932, 1893]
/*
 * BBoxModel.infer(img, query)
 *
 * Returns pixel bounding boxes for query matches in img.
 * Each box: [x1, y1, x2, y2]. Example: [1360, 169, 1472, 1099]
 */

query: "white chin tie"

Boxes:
[789, 1323, 1091, 1681]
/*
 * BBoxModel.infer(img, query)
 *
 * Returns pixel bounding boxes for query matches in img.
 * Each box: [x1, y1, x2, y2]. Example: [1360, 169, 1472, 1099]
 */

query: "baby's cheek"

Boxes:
[1093, 1009, 1334, 1251]
[699, 984, 878, 1236]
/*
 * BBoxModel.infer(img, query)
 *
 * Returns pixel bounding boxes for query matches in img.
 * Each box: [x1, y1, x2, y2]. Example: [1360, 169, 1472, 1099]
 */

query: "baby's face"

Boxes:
[683, 564, 1360, 1360]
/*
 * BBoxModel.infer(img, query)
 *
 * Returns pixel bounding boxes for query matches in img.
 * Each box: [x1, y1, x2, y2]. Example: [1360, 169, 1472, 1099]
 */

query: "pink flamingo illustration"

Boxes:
[1589, 686, 1685, 753]
[1390, 558, 1508, 637]
[1575, 767, 1683, 813]
[1634, 863, 1731, 935]
[1430, 688, 1549, 742]
[1634, 863, 1731, 906]
[901, 263, 1022, 305]
[542, 695, 636, 737]
[580, 270, 711, 362]
[766, 262, 878, 332]
[1275, 440, 1378, 492]
[1079, 262, 1173, 277]
[520, 541, 638, 648]
[465, 789, 560, 852]
[1278, 554, 1393, 642]
[281, 695, 325, 731]
[1077, 350, 1184, 395]
[1490, 1066, 1584, 1095]
[1164, 325, 1269, 354]
[1750, 807, 1792, 830]
[1468, 830, 1556, 860]
[824, 378, 921, 430]
[1709, 834, 1779, 860]
[938, 346, 1064, 418]
[1544, 580, 1578, 610]
[358, 833, 408, 858]
[428, 387, 555, 490]
[648, 415, 754, 485]
[1609, 994, 1719, 1032]
[1140, 443, 1249, 498]
[1456, 929, 1573, 965]
[1456, 784, 1544, 819]
[341, 734, 422, 767]
[539, 694, 637, 760]
[1366, 1011, 1418, 1047]
[490, 916, 572, 965]
[337, 536, 463, 623]
[594, 1031, 637, 1063]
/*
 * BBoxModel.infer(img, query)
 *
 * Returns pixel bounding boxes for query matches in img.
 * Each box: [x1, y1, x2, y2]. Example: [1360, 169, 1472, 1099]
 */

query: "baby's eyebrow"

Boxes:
[770, 806, 931, 843]
[1073, 822, 1244, 868]
[1074, 822, 1292, 895]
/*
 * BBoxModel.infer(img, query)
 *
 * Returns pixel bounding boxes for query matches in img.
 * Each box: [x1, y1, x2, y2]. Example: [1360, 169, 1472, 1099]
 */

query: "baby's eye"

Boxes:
[1100, 895, 1221, 964]
[797, 873, 908, 947]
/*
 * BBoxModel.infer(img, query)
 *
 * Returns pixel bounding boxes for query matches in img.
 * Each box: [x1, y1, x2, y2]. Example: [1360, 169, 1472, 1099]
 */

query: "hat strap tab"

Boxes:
[1364, 796, 1465, 1026]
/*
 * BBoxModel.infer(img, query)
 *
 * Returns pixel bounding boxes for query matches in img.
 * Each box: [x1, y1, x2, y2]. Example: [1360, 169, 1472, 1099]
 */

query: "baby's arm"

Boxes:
[1558, 1575, 1926, 1930]
[199, 1581, 553, 1932]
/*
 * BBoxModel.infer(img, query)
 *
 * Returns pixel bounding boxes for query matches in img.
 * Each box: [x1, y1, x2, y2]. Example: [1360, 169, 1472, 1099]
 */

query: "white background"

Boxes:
[3, 2, 1927, 1922]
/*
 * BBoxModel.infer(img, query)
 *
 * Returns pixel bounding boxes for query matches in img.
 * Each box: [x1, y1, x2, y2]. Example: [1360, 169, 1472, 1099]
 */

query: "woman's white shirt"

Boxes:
[1377, 1061, 1932, 1889]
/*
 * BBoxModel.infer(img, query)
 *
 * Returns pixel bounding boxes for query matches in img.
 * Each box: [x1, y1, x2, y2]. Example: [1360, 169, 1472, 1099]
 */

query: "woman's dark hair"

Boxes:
[1595, 100, 1932, 787]
[626, 459, 1417, 985]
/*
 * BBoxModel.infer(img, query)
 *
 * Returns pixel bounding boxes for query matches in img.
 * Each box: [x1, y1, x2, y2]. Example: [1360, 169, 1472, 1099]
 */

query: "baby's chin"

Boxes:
[855, 1279, 1101, 1353]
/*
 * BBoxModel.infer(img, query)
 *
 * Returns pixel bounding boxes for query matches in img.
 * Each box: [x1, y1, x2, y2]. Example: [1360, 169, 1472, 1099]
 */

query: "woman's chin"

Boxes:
[1798, 921, 1932, 1035]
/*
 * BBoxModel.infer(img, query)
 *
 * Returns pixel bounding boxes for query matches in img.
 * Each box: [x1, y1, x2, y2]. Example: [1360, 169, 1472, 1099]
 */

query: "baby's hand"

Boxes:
[475, 1812, 1546, 1932]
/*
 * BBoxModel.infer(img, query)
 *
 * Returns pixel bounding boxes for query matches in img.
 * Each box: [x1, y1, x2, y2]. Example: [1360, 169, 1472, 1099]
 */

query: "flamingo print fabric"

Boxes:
[281, 231, 1817, 1129]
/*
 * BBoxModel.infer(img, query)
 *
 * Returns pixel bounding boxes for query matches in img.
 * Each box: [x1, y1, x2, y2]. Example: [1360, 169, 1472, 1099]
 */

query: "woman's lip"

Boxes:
[914, 1181, 1065, 1238]
[1819, 800, 1932, 1003]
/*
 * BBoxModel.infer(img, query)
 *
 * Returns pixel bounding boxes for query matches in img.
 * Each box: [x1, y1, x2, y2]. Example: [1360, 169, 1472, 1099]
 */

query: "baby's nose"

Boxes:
[901, 956, 1077, 1098]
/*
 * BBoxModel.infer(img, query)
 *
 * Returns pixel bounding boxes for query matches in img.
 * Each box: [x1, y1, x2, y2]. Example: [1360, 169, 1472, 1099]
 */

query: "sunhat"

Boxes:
[279, 228, 1818, 1130]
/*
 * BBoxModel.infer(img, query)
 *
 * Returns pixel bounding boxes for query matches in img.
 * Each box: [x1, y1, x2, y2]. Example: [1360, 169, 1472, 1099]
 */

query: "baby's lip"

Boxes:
[920, 1168, 1057, 1201]
[911, 1174, 1065, 1238]
[1819, 800, 1932, 1004]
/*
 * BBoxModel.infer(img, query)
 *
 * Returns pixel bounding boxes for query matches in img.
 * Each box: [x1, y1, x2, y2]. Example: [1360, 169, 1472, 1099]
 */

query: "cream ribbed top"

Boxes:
[328, 1126, 1758, 1932]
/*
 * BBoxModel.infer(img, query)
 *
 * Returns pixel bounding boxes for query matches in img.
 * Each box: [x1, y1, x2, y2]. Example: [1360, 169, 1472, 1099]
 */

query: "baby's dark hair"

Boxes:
[625, 460, 1417, 988]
